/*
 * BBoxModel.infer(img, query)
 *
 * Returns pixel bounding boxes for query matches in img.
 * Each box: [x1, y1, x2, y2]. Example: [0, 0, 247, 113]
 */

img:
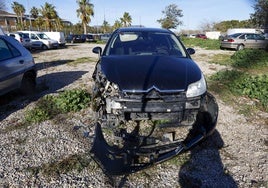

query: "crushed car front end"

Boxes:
[90, 28, 219, 175]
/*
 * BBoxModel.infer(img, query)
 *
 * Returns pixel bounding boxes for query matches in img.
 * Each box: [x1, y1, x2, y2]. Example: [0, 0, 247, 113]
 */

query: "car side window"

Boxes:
[0, 39, 21, 61]
[0, 39, 13, 61]
[7, 42, 21, 57]
[255, 34, 265, 40]
[31, 34, 38, 40]
[239, 34, 246, 39]
[246, 34, 255, 40]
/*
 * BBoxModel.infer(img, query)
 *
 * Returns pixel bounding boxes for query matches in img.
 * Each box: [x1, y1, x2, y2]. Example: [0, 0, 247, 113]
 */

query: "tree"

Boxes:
[34, 17, 44, 31]
[250, 0, 268, 31]
[30, 6, 39, 19]
[40, 2, 58, 31]
[54, 17, 63, 31]
[157, 4, 183, 29]
[11, 1, 25, 29]
[213, 20, 253, 32]
[113, 20, 123, 30]
[76, 0, 94, 34]
[120, 12, 132, 27]
[101, 20, 111, 33]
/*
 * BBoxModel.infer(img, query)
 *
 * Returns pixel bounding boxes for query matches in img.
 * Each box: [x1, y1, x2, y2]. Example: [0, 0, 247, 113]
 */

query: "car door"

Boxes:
[245, 34, 258, 48]
[0, 38, 24, 95]
[254, 34, 267, 49]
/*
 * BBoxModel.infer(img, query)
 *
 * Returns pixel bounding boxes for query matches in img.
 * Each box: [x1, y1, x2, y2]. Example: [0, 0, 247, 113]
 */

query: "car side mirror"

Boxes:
[92, 46, 102, 57]
[187, 48, 195, 55]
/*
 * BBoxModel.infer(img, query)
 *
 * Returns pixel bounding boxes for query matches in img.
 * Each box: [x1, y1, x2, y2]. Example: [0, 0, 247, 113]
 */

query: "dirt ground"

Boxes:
[0, 43, 267, 187]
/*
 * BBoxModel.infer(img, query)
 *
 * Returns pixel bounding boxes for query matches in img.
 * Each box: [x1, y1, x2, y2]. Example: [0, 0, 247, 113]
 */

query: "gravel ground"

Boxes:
[0, 43, 267, 187]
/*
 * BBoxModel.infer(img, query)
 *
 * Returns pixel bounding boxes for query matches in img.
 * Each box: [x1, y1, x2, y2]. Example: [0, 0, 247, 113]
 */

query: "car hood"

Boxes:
[100, 55, 202, 92]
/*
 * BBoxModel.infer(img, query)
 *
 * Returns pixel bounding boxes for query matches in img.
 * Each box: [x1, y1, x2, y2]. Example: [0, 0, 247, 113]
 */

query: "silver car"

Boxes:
[0, 35, 37, 96]
[220, 33, 268, 50]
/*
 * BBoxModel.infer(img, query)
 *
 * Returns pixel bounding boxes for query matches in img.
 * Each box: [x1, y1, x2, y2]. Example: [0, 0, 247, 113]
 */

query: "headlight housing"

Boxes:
[186, 74, 207, 98]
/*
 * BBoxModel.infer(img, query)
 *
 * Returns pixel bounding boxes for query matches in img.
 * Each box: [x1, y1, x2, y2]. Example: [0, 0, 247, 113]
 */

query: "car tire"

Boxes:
[20, 72, 36, 95]
[237, 44, 244, 51]
[42, 44, 48, 50]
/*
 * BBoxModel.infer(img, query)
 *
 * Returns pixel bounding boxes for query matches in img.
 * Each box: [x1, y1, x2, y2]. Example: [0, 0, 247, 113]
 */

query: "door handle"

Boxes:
[19, 60, 24, 64]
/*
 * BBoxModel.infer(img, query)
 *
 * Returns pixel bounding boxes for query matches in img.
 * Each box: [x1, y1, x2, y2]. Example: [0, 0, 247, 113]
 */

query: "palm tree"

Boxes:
[113, 20, 123, 30]
[101, 20, 110, 33]
[40, 2, 58, 31]
[54, 17, 63, 31]
[34, 17, 44, 31]
[76, 0, 94, 34]
[11, 1, 25, 29]
[120, 12, 132, 27]
[30, 6, 39, 19]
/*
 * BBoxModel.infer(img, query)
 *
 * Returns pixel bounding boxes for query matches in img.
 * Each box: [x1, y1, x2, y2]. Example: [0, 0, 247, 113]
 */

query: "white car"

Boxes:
[19, 31, 59, 50]
[0, 35, 37, 96]
[7, 32, 31, 49]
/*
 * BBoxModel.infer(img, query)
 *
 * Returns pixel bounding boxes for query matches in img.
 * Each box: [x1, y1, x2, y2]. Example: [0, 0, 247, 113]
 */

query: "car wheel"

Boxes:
[20, 72, 36, 95]
[237, 44, 244, 51]
[42, 44, 48, 50]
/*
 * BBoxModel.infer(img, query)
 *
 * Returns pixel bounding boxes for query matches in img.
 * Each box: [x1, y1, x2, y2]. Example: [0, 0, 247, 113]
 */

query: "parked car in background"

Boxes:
[19, 31, 58, 50]
[195, 34, 207, 39]
[65, 34, 85, 43]
[0, 35, 37, 96]
[7, 32, 31, 49]
[44, 31, 66, 47]
[91, 27, 218, 175]
[81, 34, 96, 42]
[220, 33, 268, 50]
[100, 33, 111, 42]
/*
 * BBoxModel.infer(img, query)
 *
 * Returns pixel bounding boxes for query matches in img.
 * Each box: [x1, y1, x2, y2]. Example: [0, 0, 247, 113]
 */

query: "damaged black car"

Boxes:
[91, 27, 218, 175]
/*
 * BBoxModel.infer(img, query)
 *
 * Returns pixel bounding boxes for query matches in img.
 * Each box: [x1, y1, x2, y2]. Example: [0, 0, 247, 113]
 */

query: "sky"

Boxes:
[5, 0, 255, 31]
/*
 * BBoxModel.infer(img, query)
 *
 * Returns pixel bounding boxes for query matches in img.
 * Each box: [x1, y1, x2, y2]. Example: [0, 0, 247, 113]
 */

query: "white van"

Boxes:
[44, 32, 66, 46]
[19, 31, 59, 50]
[227, 28, 256, 35]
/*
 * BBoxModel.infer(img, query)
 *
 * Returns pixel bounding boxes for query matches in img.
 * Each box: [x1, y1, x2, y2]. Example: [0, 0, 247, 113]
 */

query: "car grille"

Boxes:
[120, 91, 186, 113]
[123, 90, 186, 101]
[122, 99, 185, 113]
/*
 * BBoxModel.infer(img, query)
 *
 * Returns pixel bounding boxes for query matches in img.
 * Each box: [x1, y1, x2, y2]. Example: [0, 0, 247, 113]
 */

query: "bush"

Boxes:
[210, 70, 268, 111]
[54, 89, 91, 112]
[25, 89, 91, 123]
[231, 49, 268, 68]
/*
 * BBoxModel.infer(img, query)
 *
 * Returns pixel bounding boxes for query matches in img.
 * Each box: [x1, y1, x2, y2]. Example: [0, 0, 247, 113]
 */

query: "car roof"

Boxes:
[0, 35, 30, 53]
[115, 27, 172, 34]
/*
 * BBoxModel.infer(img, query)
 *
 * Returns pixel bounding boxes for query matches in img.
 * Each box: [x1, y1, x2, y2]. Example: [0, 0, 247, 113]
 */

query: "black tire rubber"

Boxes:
[42, 44, 48, 50]
[237, 44, 244, 51]
[20, 72, 36, 95]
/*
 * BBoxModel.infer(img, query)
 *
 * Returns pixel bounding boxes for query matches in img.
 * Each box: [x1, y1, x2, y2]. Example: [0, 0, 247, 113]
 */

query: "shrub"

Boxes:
[54, 89, 91, 112]
[25, 89, 91, 123]
[25, 95, 59, 123]
[210, 70, 268, 111]
[231, 49, 268, 68]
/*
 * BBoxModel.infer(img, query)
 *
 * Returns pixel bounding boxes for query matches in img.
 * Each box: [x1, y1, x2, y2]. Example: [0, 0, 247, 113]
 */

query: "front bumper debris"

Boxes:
[90, 93, 218, 175]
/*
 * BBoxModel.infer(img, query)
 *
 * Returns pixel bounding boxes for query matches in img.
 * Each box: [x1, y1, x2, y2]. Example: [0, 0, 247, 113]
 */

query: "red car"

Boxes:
[196, 34, 207, 39]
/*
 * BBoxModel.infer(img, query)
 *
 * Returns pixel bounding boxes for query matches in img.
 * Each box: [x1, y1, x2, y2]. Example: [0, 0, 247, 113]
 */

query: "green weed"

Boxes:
[24, 89, 91, 124]
[231, 49, 268, 68]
